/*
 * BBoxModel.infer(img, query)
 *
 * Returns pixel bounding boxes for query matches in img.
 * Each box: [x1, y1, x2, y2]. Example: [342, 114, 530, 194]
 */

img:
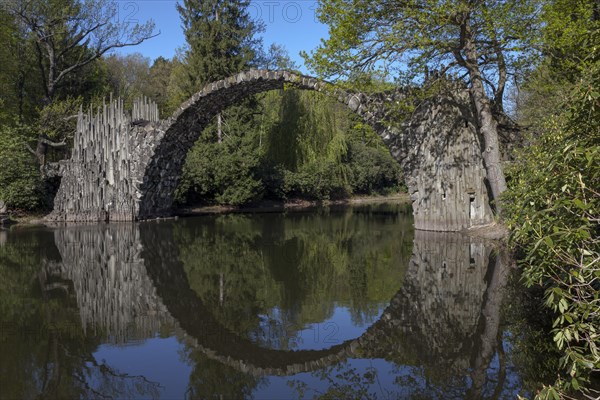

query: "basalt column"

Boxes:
[47, 97, 162, 222]
[389, 88, 494, 231]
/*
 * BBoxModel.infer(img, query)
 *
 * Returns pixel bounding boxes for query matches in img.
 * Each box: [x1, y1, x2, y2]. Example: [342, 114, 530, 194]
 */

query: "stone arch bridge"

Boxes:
[48, 69, 493, 231]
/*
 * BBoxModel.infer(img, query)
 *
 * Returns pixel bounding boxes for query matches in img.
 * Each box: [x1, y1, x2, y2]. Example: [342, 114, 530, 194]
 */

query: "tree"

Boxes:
[261, 43, 299, 70]
[505, 61, 599, 399]
[3, 0, 157, 167]
[504, 1, 599, 397]
[0, 7, 44, 124]
[103, 53, 151, 108]
[4, 0, 156, 104]
[147, 57, 174, 117]
[302, 0, 543, 214]
[173, 0, 263, 103]
[174, 0, 263, 141]
[0, 123, 44, 210]
[172, 0, 265, 204]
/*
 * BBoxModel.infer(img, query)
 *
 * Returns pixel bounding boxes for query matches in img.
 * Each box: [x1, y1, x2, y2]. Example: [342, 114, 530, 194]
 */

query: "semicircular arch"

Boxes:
[137, 70, 400, 218]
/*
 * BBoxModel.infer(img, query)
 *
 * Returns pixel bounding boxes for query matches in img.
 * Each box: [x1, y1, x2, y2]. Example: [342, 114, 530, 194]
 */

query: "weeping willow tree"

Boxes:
[259, 89, 352, 199]
[257, 87, 402, 201]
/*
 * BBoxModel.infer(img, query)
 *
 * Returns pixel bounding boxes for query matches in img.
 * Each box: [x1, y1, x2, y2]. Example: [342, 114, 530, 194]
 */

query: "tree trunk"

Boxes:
[35, 136, 48, 167]
[219, 272, 224, 306]
[463, 35, 507, 215]
[468, 247, 511, 397]
[217, 112, 223, 143]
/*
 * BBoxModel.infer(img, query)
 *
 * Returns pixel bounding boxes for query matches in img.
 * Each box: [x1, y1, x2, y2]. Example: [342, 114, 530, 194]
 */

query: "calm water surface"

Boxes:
[0, 204, 550, 399]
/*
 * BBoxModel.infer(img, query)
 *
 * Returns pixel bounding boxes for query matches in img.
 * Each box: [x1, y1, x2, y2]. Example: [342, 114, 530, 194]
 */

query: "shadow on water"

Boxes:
[0, 206, 558, 399]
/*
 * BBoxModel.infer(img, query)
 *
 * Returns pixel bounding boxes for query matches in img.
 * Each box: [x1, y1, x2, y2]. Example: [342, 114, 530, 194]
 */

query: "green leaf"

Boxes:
[572, 198, 587, 210]
[559, 298, 568, 313]
[564, 314, 573, 323]
[571, 378, 580, 391]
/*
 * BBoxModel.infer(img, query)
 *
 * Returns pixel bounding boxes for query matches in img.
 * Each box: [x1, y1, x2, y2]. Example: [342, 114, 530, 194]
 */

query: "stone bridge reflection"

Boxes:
[43, 219, 510, 393]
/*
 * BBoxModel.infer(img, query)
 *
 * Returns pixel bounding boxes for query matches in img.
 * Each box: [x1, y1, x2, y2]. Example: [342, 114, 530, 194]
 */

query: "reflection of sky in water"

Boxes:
[90, 326, 527, 399]
[255, 358, 403, 399]
[251, 305, 386, 351]
[93, 336, 193, 399]
[92, 336, 419, 399]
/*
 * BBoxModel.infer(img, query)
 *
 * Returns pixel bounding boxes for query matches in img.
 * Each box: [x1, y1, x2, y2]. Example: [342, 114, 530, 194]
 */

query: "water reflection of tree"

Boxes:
[501, 270, 563, 393]
[183, 352, 264, 399]
[174, 208, 413, 350]
[292, 363, 380, 400]
[0, 229, 162, 399]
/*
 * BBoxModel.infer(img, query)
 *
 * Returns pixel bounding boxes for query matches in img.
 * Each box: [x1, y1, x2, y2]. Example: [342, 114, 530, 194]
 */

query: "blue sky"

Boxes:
[115, 0, 329, 73]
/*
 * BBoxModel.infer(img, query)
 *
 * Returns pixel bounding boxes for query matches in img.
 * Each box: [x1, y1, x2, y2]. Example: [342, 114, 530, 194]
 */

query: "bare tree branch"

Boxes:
[4, 0, 158, 102]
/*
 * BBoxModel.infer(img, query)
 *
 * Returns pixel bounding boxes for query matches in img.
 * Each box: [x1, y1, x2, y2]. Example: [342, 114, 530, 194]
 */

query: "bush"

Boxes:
[347, 142, 403, 195]
[283, 161, 351, 200]
[0, 123, 44, 210]
[177, 135, 264, 206]
[504, 62, 599, 398]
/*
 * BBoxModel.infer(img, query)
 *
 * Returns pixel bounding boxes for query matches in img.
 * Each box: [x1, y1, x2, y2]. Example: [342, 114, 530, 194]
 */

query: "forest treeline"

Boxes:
[0, 0, 402, 212]
[0, 0, 598, 397]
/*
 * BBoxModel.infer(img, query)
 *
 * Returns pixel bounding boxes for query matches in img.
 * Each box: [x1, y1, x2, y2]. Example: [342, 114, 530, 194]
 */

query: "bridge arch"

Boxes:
[49, 69, 494, 231]
[138, 70, 398, 218]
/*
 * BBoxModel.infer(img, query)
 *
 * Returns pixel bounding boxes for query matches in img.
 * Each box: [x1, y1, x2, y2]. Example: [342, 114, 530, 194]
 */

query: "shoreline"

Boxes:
[4, 193, 509, 240]
[176, 193, 412, 216]
[3, 193, 412, 227]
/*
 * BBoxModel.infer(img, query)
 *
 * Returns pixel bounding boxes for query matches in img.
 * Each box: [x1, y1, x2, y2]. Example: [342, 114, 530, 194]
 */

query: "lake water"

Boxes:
[0, 204, 554, 399]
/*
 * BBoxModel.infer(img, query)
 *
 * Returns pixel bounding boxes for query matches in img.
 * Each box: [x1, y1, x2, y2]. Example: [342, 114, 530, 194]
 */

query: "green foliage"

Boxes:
[178, 84, 403, 206]
[283, 161, 351, 201]
[101, 54, 176, 116]
[301, 0, 541, 94]
[540, 0, 600, 82]
[518, 1, 600, 127]
[0, 123, 44, 210]
[258, 88, 402, 203]
[172, 0, 271, 206]
[37, 97, 82, 141]
[0, 9, 22, 124]
[3, 0, 156, 102]
[170, 0, 263, 105]
[504, 55, 600, 399]
[302, 0, 542, 208]
[147, 57, 174, 117]
[176, 105, 265, 206]
[259, 89, 352, 201]
[261, 43, 299, 71]
[0, 0, 156, 211]
[102, 53, 152, 109]
[504, 2, 600, 397]
[0, 7, 44, 124]
[347, 141, 402, 195]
